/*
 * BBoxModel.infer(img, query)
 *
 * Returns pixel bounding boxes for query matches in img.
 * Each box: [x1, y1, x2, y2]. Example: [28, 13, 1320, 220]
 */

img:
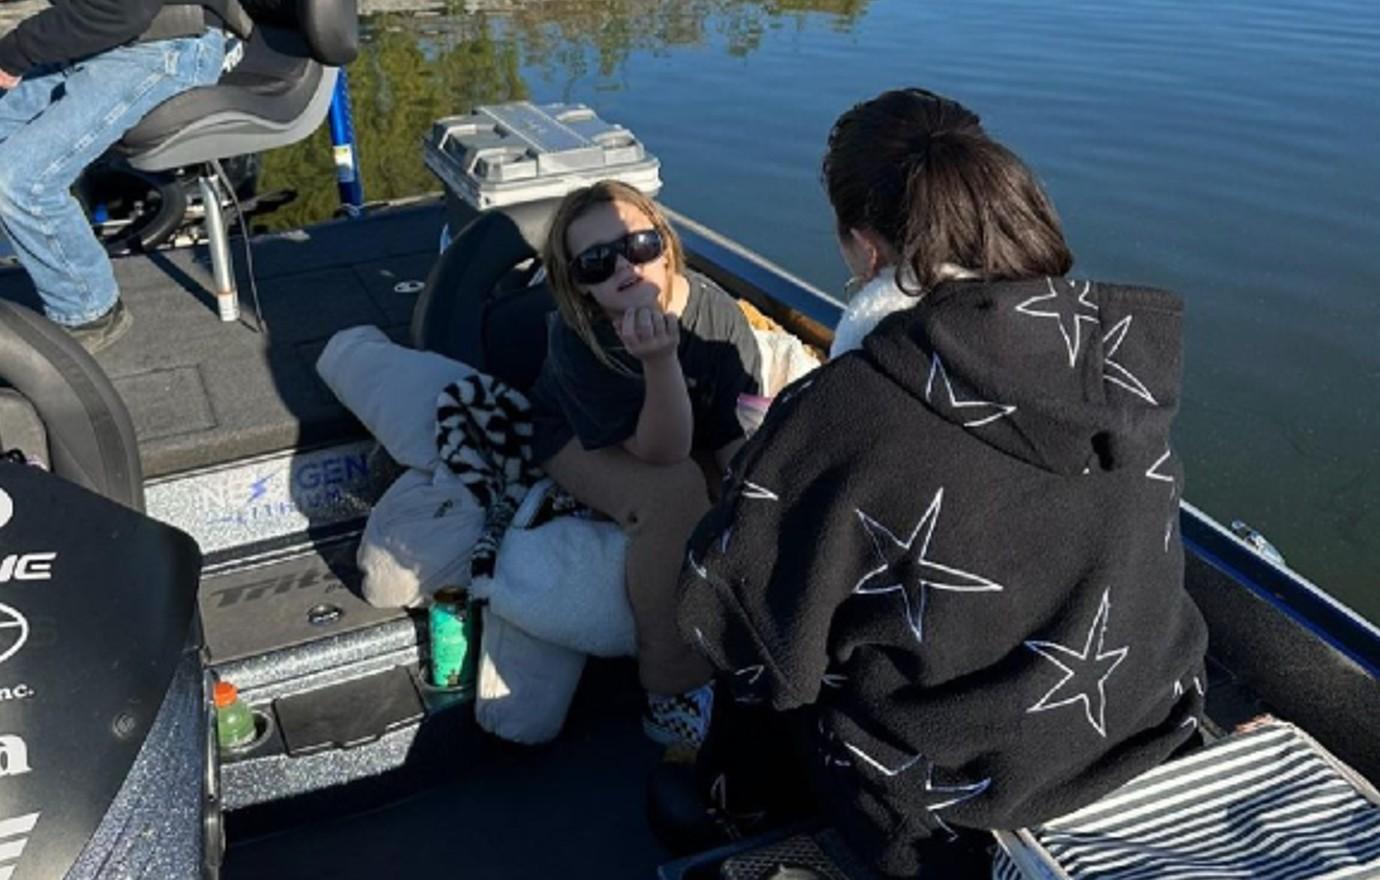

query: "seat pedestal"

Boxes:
[197, 171, 240, 322]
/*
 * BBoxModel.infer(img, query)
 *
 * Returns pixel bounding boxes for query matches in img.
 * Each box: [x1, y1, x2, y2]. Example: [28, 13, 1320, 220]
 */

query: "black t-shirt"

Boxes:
[530, 272, 761, 463]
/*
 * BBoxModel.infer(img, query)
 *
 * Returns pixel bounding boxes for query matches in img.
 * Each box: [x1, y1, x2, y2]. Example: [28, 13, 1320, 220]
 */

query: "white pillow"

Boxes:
[357, 467, 485, 608]
[316, 325, 476, 471]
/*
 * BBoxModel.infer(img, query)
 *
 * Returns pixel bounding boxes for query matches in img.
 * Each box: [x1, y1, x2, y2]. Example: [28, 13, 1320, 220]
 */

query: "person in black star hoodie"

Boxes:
[672, 88, 1209, 876]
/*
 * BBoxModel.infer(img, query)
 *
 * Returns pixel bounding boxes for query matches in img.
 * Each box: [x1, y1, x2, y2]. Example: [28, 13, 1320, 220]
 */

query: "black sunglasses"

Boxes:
[569, 229, 665, 285]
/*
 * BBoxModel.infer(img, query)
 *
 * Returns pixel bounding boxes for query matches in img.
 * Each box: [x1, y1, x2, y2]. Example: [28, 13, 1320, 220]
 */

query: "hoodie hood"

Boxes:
[860, 276, 1183, 476]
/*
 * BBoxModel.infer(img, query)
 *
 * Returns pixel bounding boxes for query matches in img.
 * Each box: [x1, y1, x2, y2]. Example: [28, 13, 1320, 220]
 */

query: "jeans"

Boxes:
[0, 29, 226, 326]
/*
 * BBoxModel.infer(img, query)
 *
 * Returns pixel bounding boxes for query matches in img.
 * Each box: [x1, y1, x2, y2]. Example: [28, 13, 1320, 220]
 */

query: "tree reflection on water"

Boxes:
[257, 0, 868, 231]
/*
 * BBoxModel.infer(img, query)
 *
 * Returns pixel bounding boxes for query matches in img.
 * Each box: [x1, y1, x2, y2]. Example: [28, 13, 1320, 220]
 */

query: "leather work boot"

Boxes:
[66, 299, 132, 354]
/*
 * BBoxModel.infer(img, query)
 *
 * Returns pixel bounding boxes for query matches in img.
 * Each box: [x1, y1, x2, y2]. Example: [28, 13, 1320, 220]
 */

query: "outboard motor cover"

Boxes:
[0, 463, 208, 879]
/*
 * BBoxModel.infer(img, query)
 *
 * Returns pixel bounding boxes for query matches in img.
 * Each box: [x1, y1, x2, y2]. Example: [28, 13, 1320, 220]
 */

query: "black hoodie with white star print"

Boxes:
[678, 276, 1209, 876]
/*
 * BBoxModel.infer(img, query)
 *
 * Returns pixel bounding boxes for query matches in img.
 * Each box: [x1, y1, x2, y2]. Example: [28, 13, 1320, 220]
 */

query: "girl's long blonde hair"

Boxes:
[543, 181, 686, 374]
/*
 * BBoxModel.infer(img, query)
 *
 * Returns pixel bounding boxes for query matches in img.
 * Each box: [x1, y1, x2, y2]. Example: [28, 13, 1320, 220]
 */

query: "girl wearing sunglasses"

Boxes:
[528, 180, 762, 749]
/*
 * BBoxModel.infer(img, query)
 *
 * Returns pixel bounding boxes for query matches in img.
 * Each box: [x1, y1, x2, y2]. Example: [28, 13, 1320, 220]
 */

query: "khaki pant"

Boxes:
[543, 440, 714, 695]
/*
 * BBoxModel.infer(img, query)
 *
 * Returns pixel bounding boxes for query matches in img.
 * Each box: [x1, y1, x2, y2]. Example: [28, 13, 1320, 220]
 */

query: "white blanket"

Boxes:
[317, 327, 628, 744]
[475, 479, 635, 658]
[475, 607, 586, 745]
[753, 324, 822, 396]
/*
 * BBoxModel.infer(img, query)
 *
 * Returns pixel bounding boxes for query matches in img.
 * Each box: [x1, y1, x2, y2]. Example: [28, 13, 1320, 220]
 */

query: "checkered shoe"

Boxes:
[643, 683, 714, 748]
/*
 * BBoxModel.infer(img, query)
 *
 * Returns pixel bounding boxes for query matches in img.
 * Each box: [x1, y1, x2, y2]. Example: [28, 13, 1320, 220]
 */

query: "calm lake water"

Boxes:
[260, 0, 1380, 623]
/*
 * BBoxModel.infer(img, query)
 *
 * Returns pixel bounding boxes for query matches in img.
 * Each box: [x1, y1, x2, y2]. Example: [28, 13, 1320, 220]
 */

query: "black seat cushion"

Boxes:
[482, 278, 557, 393]
[120, 26, 322, 153]
[242, 0, 359, 66]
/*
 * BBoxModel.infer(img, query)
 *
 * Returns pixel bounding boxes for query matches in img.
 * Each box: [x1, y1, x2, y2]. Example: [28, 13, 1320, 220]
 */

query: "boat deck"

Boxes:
[0, 202, 685, 878]
[223, 659, 671, 879]
[0, 202, 442, 478]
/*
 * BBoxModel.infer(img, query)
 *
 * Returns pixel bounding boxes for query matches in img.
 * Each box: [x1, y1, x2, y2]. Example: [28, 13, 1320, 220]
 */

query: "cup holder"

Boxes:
[416, 673, 474, 707]
[221, 708, 275, 756]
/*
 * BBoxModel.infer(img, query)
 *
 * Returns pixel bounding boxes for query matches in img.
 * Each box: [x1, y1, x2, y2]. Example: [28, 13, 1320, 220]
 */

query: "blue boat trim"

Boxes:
[671, 209, 844, 328]
[1181, 502, 1380, 680]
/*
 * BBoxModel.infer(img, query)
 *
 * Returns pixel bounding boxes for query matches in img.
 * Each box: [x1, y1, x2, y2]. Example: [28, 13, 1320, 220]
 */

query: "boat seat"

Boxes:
[0, 300, 143, 510]
[120, 28, 325, 157]
[118, 0, 359, 322]
[412, 207, 557, 393]
[993, 719, 1380, 878]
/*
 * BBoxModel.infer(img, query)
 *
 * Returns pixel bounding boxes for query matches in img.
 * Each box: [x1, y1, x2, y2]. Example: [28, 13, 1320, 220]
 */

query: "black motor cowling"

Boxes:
[0, 464, 208, 880]
[0, 300, 212, 879]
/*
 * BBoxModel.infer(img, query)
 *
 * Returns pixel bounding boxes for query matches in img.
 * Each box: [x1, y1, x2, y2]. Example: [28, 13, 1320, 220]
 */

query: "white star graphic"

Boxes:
[817, 720, 853, 768]
[1015, 278, 1101, 368]
[1172, 675, 1204, 699]
[1102, 316, 1158, 405]
[843, 741, 923, 777]
[852, 488, 1005, 644]
[841, 744, 990, 839]
[917, 764, 991, 839]
[741, 481, 779, 501]
[687, 549, 709, 580]
[925, 355, 1016, 428]
[692, 626, 710, 651]
[1145, 449, 1174, 484]
[734, 664, 764, 686]
[690, 626, 731, 670]
[1025, 589, 1129, 737]
[1147, 450, 1177, 552]
[1172, 676, 1204, 732]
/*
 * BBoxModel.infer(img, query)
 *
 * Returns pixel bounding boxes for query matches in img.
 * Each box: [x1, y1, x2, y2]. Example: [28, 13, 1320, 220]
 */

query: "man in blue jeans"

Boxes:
[0, 1, 249, 352]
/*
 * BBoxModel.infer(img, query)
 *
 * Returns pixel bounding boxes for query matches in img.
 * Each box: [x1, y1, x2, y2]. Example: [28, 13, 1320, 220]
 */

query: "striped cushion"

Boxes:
[992, 722, 1380, 879]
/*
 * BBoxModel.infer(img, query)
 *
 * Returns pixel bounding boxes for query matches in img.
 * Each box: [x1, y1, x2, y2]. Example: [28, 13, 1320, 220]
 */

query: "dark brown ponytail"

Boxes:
[823, 88, 1074, 292]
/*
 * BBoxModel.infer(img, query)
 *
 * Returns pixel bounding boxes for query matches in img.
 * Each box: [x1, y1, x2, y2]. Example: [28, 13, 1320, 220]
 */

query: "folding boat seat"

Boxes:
[118, 0, 360, 322]
[0, 299, 143, 508]
[992, 719, 1380, 879]
[412, 207, 558, 392]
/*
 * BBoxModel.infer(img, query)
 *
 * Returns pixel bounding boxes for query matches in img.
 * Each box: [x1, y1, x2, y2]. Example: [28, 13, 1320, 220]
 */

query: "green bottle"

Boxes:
[214, 680, 256, 750]
[429, 586, 477, 693]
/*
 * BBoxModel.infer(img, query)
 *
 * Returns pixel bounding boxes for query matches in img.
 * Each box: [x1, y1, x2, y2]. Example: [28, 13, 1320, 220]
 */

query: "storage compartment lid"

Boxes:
[273, 666, 425, 756]
[423, 101, 662, 210]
